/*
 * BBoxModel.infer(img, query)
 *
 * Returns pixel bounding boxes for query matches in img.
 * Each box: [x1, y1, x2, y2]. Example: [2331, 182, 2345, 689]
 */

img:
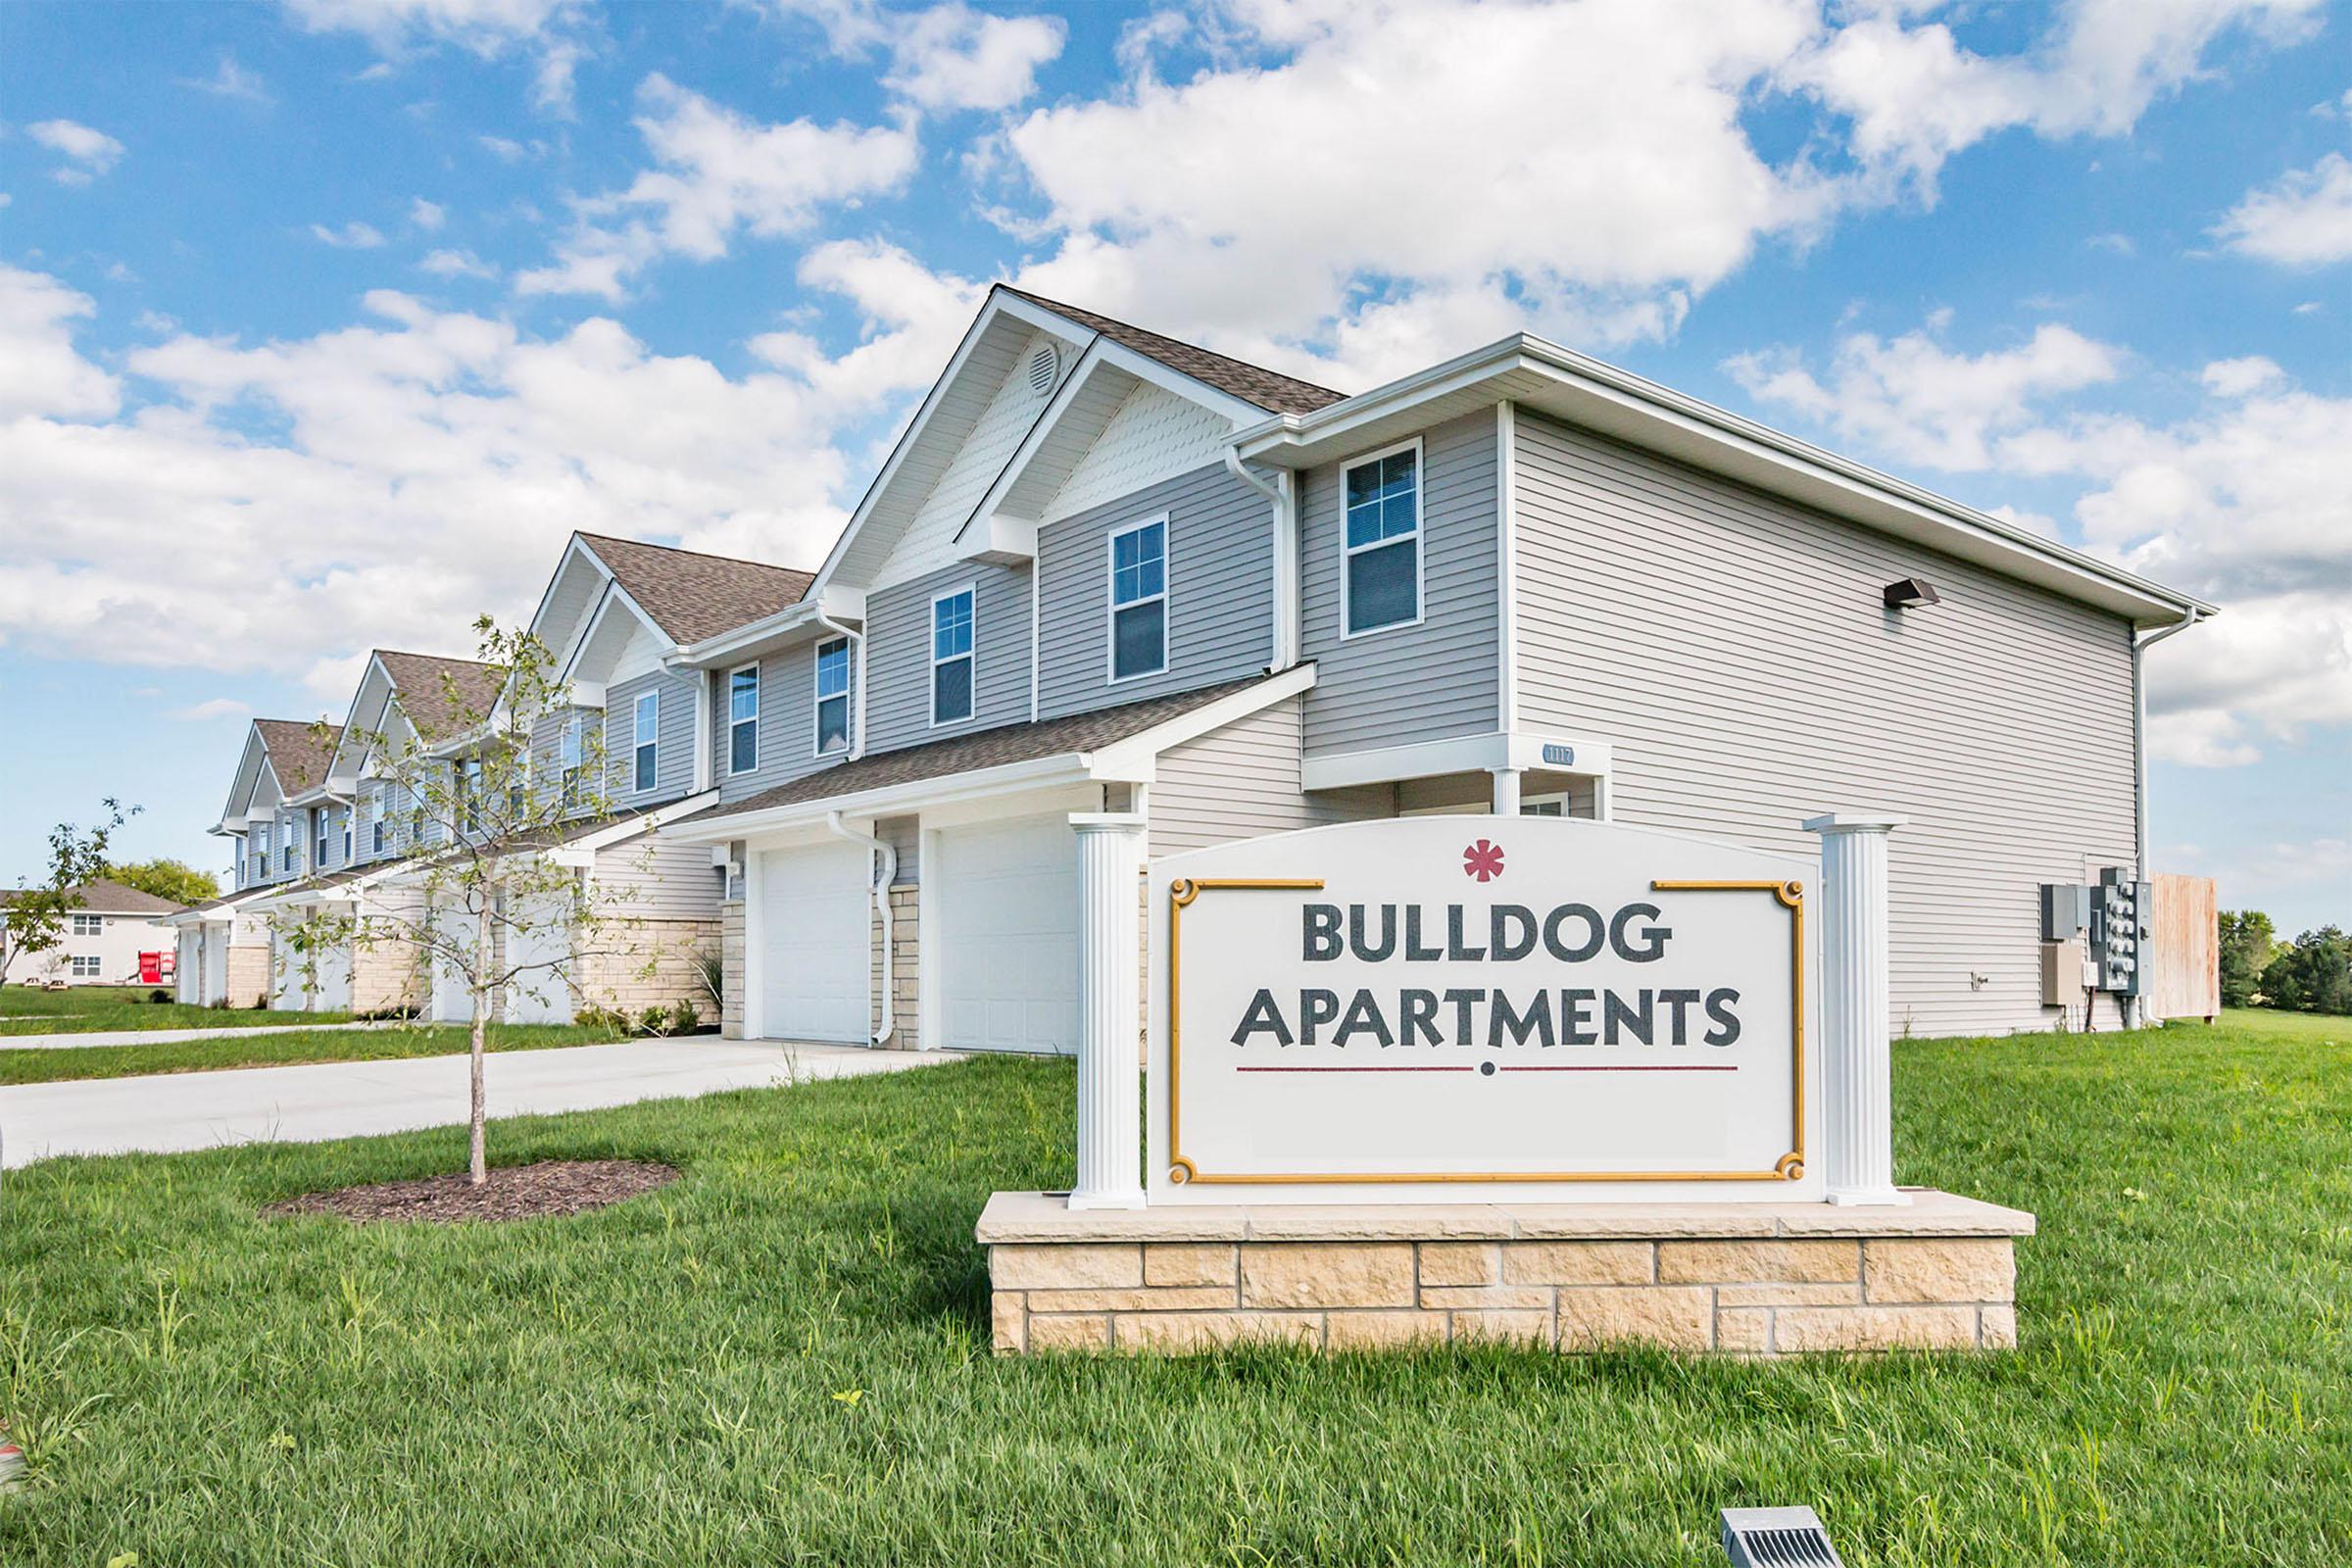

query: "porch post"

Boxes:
[1068, 812, 1148, 1210]
[1489, 766, 1522, 815]
[1803, 812, 1909, 1206]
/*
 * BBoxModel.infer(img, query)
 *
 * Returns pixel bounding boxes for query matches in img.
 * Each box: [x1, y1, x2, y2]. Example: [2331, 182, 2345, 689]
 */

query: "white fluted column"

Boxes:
[1069, 812, 1148, 1210]
[1803, 812, 1909, 1206]
[1489, 766, 1522, 815]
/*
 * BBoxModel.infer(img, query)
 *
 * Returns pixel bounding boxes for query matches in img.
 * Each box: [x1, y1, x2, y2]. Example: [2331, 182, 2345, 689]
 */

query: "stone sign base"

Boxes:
[978, 1190, 2033, 1357]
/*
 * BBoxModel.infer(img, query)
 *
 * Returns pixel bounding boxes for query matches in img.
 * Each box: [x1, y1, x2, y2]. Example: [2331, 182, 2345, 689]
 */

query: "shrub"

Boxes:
[639, 1004, 672, 1038]
[672, 999, 701, 1034]
[576, 1004, 632, 1037]
[148, 988, 172, 1004]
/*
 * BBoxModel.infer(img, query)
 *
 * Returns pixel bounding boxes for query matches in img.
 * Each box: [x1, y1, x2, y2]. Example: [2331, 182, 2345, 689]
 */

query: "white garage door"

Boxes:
[936, 813, 1079, 1054]
[501, 893, 575, 1025]
[312, 942, 352, 1013]
[757, 842, 872, 1045]
[430, 943, 472, 1023]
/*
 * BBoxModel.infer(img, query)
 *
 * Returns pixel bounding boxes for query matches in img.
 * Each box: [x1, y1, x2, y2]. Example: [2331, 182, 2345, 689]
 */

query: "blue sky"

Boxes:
[2, 0, 2346, 931]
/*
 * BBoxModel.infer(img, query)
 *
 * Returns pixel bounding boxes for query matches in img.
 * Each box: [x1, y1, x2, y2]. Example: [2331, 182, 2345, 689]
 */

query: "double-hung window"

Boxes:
[728, 665, 760, 775]
[342, 810, 353, 863]
[1107, 518, 1168, 681]
[282, 817, 297, 872]
[931, 587, 975, 725]
[370, 787, 387, 855]
[560, 715, 584, 809]
[1342, 440, 1422, 636]
[71, 956, 102, 979]
[460, 758, 485, 833]
[71, 912, 103, 937]
[257, 823, 272, 877]
[632, 690, 659, 793]
[316, 808, 331, 869]
[814, 638, 851, 755]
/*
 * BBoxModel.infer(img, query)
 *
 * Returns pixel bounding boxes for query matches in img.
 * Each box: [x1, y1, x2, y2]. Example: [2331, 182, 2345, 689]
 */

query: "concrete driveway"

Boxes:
[1, 1039, 958, 1168]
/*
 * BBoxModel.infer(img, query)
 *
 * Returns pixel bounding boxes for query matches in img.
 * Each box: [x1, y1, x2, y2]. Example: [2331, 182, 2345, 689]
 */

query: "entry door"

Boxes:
[757, 842, 871, 1044]
[312, 942, 353, 1012]
[935, 814, 1080, 1054]
[501, 895, 575, 1025]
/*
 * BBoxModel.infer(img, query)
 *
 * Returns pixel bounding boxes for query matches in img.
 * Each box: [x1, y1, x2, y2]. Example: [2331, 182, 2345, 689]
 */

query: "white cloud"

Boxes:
[419, 248, 499, 279]
[180, 55, 272, 104]
[1730, 318, 2352, 765]
[2214, 152, 2352, 266]
[514, 75, 918, 300]
[279, 0, 571, 55]
[477, 133, 532, 162]
[774, 0, 1066, 114]
[168, 697, 255, 722]
[0, 262, 968, 693]
[27, 119, 125, 185]
[410, 197, 446, 231]
[310, 220, 389, 248]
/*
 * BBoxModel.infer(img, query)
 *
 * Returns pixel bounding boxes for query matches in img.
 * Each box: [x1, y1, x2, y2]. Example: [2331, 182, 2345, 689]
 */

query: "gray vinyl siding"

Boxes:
[879, 814, 919, 886]
[1036, 462, 1274, 720]
[529, 706, 608, 819]
[608, 667, 697, 805]
[862, 561, 1031, 755]
[1511, 410, 2139, 1038]
[595, 831, 723, 920]
[1298, 409, 1501, 754]
[712, 638, 861, 805]
[1151, 696, 1395, 856]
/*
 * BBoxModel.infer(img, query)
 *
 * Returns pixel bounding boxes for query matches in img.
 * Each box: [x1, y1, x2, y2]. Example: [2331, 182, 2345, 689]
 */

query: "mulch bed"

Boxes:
[265, 1159, 679, 1224]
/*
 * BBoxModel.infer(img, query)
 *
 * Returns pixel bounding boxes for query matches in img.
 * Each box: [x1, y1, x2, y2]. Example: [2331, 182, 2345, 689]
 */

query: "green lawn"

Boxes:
[2, 1011, 2344, 1565]
[0, 984, 351, 1037]
[0, 1020, 631, 1085]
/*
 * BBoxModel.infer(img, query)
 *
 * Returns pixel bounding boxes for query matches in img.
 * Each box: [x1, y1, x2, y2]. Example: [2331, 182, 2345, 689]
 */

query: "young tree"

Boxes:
[2, 800, 139, 983]
[271, 618, 667, 1184]
[104, 858, 221, 907]
[2217, 909, 2277, 1008]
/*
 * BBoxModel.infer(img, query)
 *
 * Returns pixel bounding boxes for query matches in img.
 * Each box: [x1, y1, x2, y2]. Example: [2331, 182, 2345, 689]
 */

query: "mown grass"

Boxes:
[0, 1021, 632, 1086]
[1, 1012, 2344, 1565]
[0, 985, 350, 1037]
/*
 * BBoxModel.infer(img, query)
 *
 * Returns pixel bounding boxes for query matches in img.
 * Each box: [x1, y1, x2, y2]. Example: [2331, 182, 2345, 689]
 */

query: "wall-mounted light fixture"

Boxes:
[1883, 576, 1940, 610]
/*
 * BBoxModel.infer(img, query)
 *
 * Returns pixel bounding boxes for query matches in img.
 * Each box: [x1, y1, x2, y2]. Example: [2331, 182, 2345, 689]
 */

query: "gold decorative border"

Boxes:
[1163, 874, 1805, 1187]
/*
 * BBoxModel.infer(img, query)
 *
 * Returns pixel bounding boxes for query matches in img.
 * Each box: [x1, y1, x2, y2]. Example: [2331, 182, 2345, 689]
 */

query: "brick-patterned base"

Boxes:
[575, 918, 720, 1022]
[351, 938, 424, 1014]
[720, 901, 745, 1039]
[224, 944, 270, 1009]
[874, 885, 917, 1049]
[978, 1190, 2030, 1356]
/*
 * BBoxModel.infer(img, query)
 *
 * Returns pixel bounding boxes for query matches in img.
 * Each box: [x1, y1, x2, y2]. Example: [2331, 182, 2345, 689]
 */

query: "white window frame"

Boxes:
[812, 637, 852, 756]
[632, 689, 660, 794]
[727, 662, 760, 776]
[342, 810, 353, 863]
[460, 757, 485, 834]
[370, 785, 387, 855]
[1338, 435, 1426, 641]
[71, 955, 103, 978]
[316, 808, 331, 869]
[929, 583, 978, 727]
[1104, 514, 1170, 684]
[560, 714, 584, 808]
[72, 912, 103, 937]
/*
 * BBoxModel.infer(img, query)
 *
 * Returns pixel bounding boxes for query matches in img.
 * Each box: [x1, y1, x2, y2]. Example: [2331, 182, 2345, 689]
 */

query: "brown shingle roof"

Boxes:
[578, 534, 816, 646]
[699, 674, 1274, 825]
[0, 879, 187, 916]
[375, 650, 503, 743]
[1001, 288, 1348, 416]
[254, 717, 341, 796]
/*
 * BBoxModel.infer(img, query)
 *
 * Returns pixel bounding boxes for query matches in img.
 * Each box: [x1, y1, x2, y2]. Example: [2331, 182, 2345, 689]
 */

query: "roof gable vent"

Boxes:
[1027, 343, 1058, 397]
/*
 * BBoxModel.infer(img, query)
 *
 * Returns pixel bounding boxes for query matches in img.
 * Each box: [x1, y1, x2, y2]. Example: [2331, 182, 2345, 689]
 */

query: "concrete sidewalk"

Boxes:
[0, 1020, 389, 1051]
[1, 1039, 957, 1168]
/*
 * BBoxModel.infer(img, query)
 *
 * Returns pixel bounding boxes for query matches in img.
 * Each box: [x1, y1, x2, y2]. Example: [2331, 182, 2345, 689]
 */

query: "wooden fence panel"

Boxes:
[2152, 874, 2219, 1022]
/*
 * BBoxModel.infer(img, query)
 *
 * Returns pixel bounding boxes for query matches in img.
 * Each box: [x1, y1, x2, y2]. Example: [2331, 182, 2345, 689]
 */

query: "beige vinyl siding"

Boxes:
[594, 831, 723, 920]
[1298, 409, 1500, 755]
[1151, 696, 1394, 856]
[1511, 410, 2138, 1038]
[1036, 461, 1274, 720]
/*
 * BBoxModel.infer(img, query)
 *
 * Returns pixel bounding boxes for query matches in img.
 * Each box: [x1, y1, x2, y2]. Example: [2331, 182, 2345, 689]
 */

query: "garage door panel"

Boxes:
[937, 815, 1078, 1054]
[759, 843, 870, 1045]
[502, 895, 575, 1025]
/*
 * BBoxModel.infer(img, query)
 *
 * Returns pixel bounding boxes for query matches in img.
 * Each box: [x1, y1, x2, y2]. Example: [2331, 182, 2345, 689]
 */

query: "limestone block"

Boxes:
[1326, 1311, 1449, 1349]
[1417, 1242, 1499, 1287]
[991, 1292, 1025, 1355]
[1715, 1307, 1773, 1353]
[1113, 1312, 1320, 1351]
[992, 1243, 1143, 1291]
[1556, 1287, 1714, 1351]
[1715, 1282, 1865, 1307]
[1025, 1287, 1235, 1312]
[1773, 1304, 1979, 1352]
[1145, 1243, 1236, 1288]
[1028, 1313, 1111, 1352]
[1864, 1239, 2016, 1303]
[1502, 1241, 1653, 1286]
[1979, 1304, 2018, 1348]
[1418, 1285, 1553, 1311]
[1239, 1243, 1415, 1309]
[1658, 1240, 1859, 1285]
[1450, 1310, 1553, 1346]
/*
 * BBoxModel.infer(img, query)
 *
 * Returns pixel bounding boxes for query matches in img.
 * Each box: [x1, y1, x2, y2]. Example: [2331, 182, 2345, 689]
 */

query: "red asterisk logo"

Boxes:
[1462, 839, 1505, 882]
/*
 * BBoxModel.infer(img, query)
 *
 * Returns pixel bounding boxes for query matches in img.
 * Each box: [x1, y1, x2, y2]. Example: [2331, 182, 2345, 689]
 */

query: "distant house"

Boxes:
[1, 880, 189, 986]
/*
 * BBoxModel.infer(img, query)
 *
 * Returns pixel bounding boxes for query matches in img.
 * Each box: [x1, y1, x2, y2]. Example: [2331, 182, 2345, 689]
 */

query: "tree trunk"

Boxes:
[469, 902, 489, 1186]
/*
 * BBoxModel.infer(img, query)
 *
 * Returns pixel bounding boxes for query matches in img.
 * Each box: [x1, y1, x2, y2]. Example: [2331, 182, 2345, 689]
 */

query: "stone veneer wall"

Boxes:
[720, 901, 745, 1039]
[351, 938, 424, 1015]
[869, 885, 918, 1049]
[576, 917, 721, 1024]
[980, 1192, 2029, 1357]
[225, 944, 271, 1008]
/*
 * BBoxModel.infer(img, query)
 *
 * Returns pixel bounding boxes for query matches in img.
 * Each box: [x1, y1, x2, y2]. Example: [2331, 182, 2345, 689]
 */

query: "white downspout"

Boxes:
[1225, 447, 1298, 671]
[815, 612, 867, 760]
[2128, 604, 2207, 1028]
[826, 810, 897, 1047]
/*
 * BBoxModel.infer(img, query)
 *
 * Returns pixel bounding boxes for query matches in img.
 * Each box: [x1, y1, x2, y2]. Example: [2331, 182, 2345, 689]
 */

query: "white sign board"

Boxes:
[1146, 817, 1821, 1204]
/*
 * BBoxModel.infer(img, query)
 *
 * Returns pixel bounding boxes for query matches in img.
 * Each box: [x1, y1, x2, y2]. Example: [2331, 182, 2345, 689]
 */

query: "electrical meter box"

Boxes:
[2089, 867, 2153, 997]
[2039, 883, 2092, 942]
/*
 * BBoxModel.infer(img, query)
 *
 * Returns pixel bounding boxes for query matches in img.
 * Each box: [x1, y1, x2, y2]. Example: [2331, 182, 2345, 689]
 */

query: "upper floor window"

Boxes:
[632, 691, 659, 793]
[931, 587, 975, 725]
[560, 715, 584, 808]
[728, 665, 760, 775]
[460, 758, 485, 833]
[316, 808, 331, 869]
[1107, 517, 1168, 682]
[342, 811, 353, 863]
[1342, 440, 1422, 637]
[814, 638, 851, 755]
[370, 787, 387, 855]
[71, 912, 103, 937]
